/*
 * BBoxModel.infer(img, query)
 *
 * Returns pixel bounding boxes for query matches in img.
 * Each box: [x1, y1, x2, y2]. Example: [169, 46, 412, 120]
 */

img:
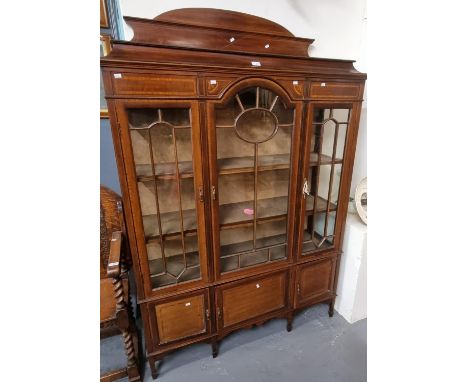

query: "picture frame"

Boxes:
[100, 34, 112, 118]
[100, 0, 109, 28]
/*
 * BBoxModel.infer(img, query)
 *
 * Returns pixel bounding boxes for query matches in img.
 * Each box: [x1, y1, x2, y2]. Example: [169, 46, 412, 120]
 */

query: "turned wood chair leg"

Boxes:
[211, 340, 219, 358]
[113, 275, 141, 381]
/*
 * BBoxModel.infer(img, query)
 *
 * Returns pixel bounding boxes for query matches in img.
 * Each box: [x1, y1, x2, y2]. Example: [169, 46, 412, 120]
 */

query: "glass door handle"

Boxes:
[303, 179, 311, 199]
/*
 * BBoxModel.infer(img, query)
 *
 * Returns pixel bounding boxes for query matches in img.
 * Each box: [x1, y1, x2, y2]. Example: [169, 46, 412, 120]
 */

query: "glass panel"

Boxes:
[271, 98, 294, 125]
[333, 109, 349, 160]
[238, 87, 258, 109]
[215, 87, 294, 273]
[236, 109, 277, 142]
[257, 169, 290, 219]
[256, 220, 288, 254]
[128, 107, 201, 289]
[301, 107, 350, 255]
[218, 173, 254, 226]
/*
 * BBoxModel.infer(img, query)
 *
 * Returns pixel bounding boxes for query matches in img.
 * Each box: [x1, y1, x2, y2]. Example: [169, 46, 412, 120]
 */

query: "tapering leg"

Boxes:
[149, 357, 158, 380]
[211, 340, 219, 358]
[287, 314, 293, 332]
[328, 299, 335, 317]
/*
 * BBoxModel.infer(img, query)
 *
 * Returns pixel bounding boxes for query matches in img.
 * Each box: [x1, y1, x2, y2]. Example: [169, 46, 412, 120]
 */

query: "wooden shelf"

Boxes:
[217, 153, 342, 175]
[305, 195, 337, 214]
[143, 209, 198, 241]
[136, 153, 342, 182]
[143, 194, 335, 242]
[309, 153, 343, 165]
[219, 196, 287, 228]
[220, 234, 287, 272]
[301, 231, 334, 253]
[220, 233, 286, 257]
[136, 161, 193, 182]
[218, 195, 335, 229]
[218, 154, 290, 175]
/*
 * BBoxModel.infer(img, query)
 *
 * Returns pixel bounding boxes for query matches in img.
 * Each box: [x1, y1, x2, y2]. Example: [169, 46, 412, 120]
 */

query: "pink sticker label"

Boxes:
[243, 208, 254, 215]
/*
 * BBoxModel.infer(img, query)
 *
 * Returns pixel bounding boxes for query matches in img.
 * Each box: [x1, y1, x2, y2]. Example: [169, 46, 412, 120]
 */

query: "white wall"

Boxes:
[335, 213, 367, 323]
[119, 0, 367, 191]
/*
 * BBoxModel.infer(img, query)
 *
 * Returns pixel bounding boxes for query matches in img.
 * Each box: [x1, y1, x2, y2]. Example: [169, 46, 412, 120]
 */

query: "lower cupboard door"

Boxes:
[217, 271, 288, 329]
[150, 290, 210, 346]
[295, 257, 336, 307]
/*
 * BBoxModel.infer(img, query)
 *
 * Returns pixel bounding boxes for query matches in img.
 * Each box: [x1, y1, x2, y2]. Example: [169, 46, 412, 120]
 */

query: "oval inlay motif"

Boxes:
[235, 109, 277, 143]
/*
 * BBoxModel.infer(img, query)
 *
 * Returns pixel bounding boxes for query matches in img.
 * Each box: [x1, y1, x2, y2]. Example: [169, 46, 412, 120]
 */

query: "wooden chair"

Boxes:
[100, 185, 141, 382]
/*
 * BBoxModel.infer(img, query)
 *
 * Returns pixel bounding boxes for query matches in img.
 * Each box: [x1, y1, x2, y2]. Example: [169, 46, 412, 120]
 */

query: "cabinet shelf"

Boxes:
[136, 153, 342, 182]
[218, 153, 341, 176]
[143, 195, 335, 242]
[220, 233, 287, 273]
[220, 233, 286, 257]
[136, 162, 193, 182]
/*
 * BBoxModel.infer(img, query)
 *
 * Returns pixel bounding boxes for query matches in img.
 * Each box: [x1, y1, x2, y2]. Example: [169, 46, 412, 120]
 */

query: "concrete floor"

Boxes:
[101, 303, 366, 382]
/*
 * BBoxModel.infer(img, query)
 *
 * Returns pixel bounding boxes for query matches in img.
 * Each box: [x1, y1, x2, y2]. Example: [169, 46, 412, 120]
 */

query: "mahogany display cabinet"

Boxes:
[101, 8, 366, 379]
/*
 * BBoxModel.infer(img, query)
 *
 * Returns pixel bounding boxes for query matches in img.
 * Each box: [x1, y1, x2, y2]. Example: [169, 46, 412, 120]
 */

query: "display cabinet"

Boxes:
[101, 8, 366, 379]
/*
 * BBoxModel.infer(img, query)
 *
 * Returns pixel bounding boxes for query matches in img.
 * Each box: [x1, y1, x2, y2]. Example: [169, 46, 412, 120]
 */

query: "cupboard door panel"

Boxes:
[153, 291, 209, 345]
[210, 85, 297, 277]
[296, 258, 335, 307]
[218, 271, 287, 328]
[298, 106, 351, 257]
[118, 101, 209, 295]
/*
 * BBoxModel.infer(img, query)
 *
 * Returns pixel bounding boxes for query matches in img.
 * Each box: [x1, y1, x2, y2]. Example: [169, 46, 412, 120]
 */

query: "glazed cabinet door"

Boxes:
[116, 100, 209, 296]
[207, 83, 300, 279]
[296, 104, 354, 257]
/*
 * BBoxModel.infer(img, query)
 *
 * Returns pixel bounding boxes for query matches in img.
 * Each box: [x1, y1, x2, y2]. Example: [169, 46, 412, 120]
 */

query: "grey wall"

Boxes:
[100, 0, 123, 195]
[100, 119, 121, 194]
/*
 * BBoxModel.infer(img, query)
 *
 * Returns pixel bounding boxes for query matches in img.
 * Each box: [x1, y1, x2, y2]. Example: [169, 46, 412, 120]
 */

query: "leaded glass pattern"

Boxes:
[128, 108, 201, 288]
[215, 87, 294, 273]
[301, 108, 350, 254]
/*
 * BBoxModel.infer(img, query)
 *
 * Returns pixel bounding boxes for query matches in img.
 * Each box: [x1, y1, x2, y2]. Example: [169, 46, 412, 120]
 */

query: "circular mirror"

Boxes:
[355, 177, 367, 225]
[235, 109, 278, 143]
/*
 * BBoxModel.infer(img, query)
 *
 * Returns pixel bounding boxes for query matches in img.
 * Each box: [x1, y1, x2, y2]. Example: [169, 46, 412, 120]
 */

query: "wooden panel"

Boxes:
[100, 368, 127, 382]
[100, 278, 128, 322]
[276, 78, 305, 99]
[310, 82, 360, 100]
[296, 258, 335, 306]
[154, 292, 207, 344]
[103, 43, 365, 81]
[220, 272, 286, 328]
[124, 19, 312, 58]
[153, 9, 294, 37]
[111, 73, 197, 96]
[204, 77, 237, 97]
